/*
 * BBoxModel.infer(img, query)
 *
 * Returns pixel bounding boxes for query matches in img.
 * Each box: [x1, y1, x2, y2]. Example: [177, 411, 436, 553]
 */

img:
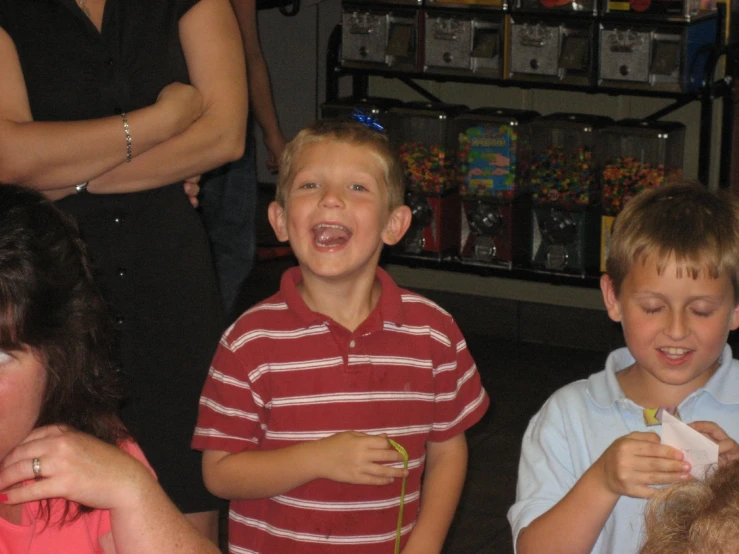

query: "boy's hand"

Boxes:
[595, 431, 690, 499]
[318, 431, 407, 486]
[688, 421, 739, 463]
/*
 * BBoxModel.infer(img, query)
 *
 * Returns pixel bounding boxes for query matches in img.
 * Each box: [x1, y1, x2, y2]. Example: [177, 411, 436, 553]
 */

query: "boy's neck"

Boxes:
[616, 361, 720, 409]
[297, 268, 382, 332]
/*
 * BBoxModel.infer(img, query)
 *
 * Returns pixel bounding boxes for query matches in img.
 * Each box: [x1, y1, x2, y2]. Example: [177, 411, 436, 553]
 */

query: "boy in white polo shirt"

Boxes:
[509, 182, 739, 553]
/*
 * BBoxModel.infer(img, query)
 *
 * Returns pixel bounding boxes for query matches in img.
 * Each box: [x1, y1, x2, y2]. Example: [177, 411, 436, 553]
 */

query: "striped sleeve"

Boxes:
[429, 317, 490, 443]
[191, 336, 266, 453]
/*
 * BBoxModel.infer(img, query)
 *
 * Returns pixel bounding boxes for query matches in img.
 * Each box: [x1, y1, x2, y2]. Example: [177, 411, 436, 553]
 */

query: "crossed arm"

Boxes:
[0, 0, 246, 197]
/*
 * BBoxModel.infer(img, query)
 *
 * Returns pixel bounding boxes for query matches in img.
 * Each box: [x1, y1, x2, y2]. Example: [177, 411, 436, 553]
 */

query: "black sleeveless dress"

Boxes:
[0, 0, 224, 512]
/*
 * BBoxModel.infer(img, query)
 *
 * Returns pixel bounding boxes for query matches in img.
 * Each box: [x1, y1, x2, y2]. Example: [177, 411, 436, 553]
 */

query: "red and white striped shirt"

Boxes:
[192, 266, 489, 554]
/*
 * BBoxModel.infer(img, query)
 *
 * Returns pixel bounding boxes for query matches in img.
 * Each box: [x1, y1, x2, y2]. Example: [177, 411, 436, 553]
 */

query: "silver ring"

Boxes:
[32, 457, 41, 478]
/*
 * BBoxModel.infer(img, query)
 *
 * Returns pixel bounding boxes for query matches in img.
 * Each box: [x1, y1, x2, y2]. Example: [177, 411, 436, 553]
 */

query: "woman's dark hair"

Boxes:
[0, 185, 127, 519]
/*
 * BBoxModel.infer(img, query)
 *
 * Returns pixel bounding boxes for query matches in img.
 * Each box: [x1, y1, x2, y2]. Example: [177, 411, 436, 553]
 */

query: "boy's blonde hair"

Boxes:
[640, 461, 739, 554]
[275, 119, 405, 211]
[606, 182, 739, 299]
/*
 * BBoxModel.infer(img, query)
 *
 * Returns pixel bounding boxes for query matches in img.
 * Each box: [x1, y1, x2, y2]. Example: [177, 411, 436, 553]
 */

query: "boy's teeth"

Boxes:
[661, 347, 689, 356]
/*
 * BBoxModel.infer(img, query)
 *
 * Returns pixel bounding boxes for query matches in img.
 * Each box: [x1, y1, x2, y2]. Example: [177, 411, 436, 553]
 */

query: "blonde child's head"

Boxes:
[276, 119, 405, 211]
[640, 460, 739, 554]
[606, 183, 739, 300]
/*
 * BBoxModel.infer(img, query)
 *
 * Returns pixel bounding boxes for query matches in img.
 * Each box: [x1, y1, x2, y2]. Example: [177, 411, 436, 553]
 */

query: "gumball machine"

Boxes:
[455, 107, 539, 268]
[528, 113, 613, 275]
[508, 0, 599, 88]
[597, 119, 685, 271]
[341, 1, 422, 73]
[598, 16, 718, 93]
[387, 101, 468, 260]
[598, 0, 718, 93]
[423, 9, 507, 79]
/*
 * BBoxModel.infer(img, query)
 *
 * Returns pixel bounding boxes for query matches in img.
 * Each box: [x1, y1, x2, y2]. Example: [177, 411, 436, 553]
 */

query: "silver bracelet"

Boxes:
[75, 182, 89, 194]
[121, 112, 132, 163]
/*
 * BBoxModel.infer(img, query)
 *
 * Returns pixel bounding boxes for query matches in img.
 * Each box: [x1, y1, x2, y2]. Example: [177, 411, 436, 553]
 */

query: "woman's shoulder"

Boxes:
[119, 440, 157, 477]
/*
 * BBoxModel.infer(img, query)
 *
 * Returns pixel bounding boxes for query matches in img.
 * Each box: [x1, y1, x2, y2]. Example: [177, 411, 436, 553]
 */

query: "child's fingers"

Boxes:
[640, 465, 691, 485]
[633, 450, 691, 473]
[357, 475, 396, 486]
[633, 482, 679, 500]
[368, 449, 404, 464]
[625, 431, 661, 443]
[625, 440, 684, 461]
[689, 421, 728, 442]
[363, 434, 397, 450]
[717, 440, 739, 462]
[365, 463, 407, 480]
[616, 464, 690, 498]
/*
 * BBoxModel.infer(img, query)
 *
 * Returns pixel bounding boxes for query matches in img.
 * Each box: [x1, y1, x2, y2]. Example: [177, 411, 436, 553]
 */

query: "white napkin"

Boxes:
[660, 410, 719, 480]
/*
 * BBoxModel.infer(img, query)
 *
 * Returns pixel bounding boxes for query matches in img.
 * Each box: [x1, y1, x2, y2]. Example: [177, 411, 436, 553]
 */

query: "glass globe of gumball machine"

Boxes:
[455, 107, 539, 269]
[528, 113, 613, 275]
[387, 101, 468, 261]
[597, 119, 685, 271]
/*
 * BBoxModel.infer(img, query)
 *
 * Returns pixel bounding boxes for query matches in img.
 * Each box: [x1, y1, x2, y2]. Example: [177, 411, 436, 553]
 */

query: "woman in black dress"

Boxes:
[0, 0, 247, 541]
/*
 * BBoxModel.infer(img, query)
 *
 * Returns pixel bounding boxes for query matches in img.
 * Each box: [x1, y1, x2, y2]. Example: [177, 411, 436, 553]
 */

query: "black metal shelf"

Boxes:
[332, 64, 719, 100]
[382, 253, 602, 288]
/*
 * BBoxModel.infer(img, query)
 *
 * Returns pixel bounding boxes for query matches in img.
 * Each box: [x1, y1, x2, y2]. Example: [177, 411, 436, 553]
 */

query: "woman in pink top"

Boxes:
[0, 185, 221, 554]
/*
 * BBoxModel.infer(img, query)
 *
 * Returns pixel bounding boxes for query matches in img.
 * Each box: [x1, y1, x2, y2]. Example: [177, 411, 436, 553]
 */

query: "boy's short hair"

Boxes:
[640, 460, 739, 554]
[276, 119, 405, 211]
[606, 182, 739, 299]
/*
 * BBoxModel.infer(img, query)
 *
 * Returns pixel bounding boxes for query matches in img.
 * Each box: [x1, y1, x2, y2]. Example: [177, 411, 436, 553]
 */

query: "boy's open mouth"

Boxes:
[313, 223, 352, 248]
[658, 347, 692, 360]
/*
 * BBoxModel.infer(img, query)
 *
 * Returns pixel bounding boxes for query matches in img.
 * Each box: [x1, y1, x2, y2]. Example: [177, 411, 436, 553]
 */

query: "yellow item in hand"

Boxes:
[388, 438, 409, 554]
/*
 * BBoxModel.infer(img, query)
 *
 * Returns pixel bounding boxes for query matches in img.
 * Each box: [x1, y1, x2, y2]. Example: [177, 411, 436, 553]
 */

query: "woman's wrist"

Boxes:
[107, 458, 158, 512]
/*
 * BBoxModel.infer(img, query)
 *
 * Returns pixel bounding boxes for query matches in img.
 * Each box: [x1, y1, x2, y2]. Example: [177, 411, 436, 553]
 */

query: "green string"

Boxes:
[388, 438, 409, 554]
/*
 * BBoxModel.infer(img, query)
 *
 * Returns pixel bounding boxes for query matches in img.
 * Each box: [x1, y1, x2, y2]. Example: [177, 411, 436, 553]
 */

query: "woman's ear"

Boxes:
[601, 274, 623, 323]
[267, 201, 289, 242]
[382, 205, 412, 246]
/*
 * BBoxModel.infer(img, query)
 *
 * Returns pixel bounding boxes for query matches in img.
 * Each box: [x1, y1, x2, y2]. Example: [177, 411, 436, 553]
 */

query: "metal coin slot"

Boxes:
[387, 23, 414, 57]
[651, 40, 680, 75]
[558, 34, 589, 70]
[546, 244, 569, 270]
[472, 29, 499, 59]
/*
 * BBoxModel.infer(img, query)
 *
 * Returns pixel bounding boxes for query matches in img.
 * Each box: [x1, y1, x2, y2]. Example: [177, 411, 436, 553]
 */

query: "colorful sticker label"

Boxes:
[458, 125, 517, 199]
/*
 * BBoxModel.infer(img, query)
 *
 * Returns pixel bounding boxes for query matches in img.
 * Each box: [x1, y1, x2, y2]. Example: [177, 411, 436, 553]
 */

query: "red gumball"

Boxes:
[540, 0, 572, 7]
[629, 0, 651, 12]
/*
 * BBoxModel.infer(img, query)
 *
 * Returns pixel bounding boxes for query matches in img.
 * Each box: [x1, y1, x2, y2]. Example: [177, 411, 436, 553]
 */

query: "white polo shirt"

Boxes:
[508, 345, 739, 554]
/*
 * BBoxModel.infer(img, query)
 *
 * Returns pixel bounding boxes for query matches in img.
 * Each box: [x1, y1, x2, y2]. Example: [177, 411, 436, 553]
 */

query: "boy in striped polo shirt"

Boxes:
[192, 119, 490, 553]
